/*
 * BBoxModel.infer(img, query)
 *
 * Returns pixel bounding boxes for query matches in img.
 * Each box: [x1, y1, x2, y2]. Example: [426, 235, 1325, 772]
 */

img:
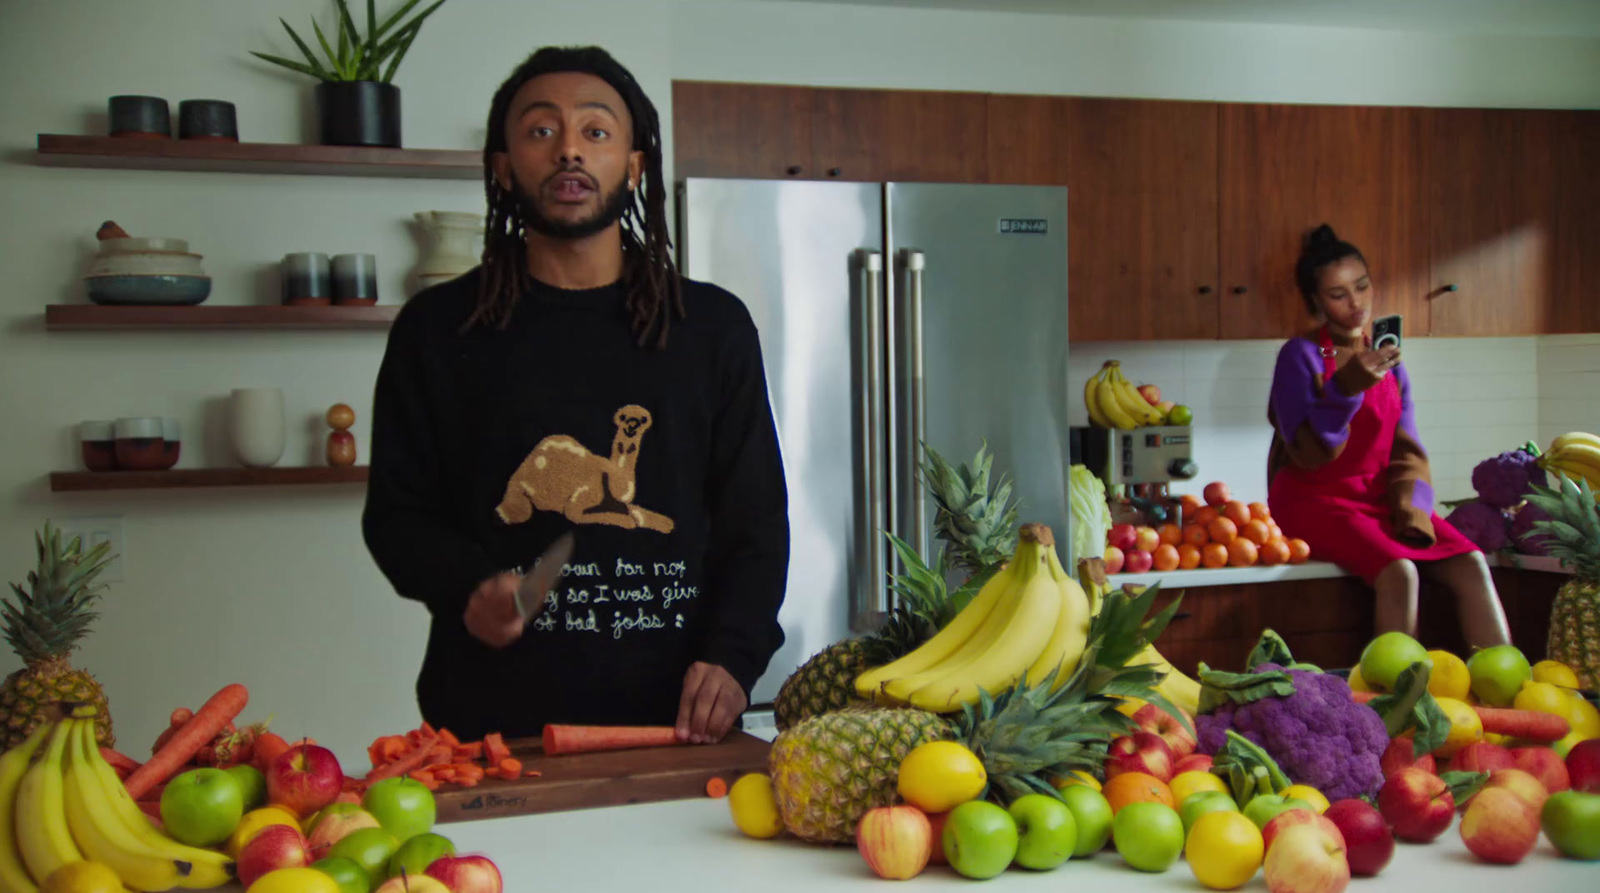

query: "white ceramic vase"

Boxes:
[230, 388, 285, 468]
[414, 211, 484, 294]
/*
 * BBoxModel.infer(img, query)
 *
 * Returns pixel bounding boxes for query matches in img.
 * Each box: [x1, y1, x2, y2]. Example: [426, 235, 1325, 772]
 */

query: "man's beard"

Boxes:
[513, 171, 633, 241]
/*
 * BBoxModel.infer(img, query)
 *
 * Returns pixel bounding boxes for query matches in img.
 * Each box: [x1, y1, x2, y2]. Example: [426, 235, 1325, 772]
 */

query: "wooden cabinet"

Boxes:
[1550, 111, 1600, 334]
[671, 81, 815, 180]
[1219, 104, 1431, 341]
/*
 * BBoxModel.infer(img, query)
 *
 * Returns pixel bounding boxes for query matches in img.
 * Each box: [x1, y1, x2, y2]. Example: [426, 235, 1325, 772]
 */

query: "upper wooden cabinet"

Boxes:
[1552, 112, 1600, 334]
[1219, 104, 1431, 341]
[672, 81, 815, 180]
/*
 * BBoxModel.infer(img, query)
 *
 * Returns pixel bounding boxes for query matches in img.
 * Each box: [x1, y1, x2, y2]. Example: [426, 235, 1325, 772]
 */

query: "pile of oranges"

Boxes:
[1155, 483, 1310, 571]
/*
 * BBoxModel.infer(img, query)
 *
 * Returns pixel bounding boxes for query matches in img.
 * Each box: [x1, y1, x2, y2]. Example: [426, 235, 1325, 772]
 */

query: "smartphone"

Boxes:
[1373, 314, 1403, 351]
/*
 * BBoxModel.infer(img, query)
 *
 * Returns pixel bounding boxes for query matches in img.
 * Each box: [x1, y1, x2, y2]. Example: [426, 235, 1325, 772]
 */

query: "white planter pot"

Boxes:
[230, 388, 285, 468]
[414, 211, 484, 294]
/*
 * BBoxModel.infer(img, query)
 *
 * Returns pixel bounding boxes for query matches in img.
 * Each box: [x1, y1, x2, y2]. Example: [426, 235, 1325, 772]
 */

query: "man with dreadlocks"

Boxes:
[362, 46, 789, 746]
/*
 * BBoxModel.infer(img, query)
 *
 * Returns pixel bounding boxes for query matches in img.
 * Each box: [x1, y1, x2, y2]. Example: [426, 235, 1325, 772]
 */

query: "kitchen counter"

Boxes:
[1108, 552, 1573, 591]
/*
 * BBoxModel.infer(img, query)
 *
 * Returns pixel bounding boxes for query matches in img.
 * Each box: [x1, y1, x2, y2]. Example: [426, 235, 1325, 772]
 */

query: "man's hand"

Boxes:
[676, 662, 747, 745]
[463, 572, 525, 648]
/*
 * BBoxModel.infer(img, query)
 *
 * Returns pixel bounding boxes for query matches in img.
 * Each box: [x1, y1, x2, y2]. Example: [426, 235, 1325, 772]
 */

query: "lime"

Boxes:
[1167, 405, 1194, 426]
[897, 741, 986, 813]
[728, 773, 784, 839]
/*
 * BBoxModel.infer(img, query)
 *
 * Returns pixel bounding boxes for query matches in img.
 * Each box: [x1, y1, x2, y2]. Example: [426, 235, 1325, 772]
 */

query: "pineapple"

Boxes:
[1, 522, 115, 749]
[1524, 474, 1600, 690]
[921, 442, 1021, 573]
[768, 583, 1182, 842]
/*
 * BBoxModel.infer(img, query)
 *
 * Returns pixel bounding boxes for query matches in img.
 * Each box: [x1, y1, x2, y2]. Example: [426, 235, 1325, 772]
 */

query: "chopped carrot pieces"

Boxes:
[524, 770, 543, 778]
[498, 758, 523, 777]
[705, 777, 728, 798]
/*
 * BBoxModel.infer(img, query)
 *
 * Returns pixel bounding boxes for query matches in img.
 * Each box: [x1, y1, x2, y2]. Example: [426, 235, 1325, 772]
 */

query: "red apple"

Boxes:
[1478, 768, 1549, 813]
[305, 803, 381, 860]
[1203, 482, 1230, 507]
[925, 812, 950, 866]
[1137, 384, 1162, 406]
[1379, 736, 1436, 779]
[267, 744, 343, 819]
[237, 823, 311, 888]
[1123, 549, 1154, 575]
[1510, 747, 1570, 794]
[1173, 754, 1213, 775]
[1133, 526, 1161, 553]
[425, 854, 504, 893]
[856, 805, 933, 880]
[1103, 546, 1126, 575]
[1108, 524, 1138, 553]
[1567, 739, 1600, 793]
[1451, 742, 1515, 775]
[1323, 798, 1394, 877]
[1131, 703, 1196, 758]
[1104, 732, 1174, 783]
[1377, 767, 1455, 842]
[1263, 823, 1349, 893]
[1459, 786, 1540, 864]
[1262, 809, 1345, 855]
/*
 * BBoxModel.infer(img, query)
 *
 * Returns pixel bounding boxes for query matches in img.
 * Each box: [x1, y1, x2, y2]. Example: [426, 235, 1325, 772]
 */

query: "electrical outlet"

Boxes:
[56, 517, 124, 583]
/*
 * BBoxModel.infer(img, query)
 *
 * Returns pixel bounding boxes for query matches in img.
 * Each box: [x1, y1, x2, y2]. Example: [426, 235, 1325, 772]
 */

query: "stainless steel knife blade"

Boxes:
[515, 531, 575, 621]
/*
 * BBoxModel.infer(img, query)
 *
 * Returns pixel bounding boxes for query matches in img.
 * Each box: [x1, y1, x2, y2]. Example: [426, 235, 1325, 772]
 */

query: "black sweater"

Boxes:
[361, 268, 790, 740]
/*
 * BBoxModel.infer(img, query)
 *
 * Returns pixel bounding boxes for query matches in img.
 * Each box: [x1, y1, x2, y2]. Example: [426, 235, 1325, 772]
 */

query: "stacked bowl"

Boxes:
[83, 236, 211, 305]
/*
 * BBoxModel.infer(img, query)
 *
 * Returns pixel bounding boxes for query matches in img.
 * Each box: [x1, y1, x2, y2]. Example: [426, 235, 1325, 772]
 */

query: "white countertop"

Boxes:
[1108, 552, 1573, 591]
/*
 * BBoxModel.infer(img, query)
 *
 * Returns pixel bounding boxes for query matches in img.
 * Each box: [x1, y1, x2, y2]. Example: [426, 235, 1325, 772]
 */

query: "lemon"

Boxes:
[1434, 696, 1483, 758]
[1186, 810, 1264, 890]
[43, 862, 123, 893]
[1513, 680, 1573, 717]
[1054, 769, 1102, 792]
[897, 741, 986, 813]
[1347, 665, 1372, 693]
[1532, 660, 1581, 689]
[727, 773, 784, 839]
[1170, 770, 1228, 804]
[227, 806, 302, 856]
[1281, 784, 1330, 814]
[1426, 650, 1471, 701]
[1564, 690, 1600, 739]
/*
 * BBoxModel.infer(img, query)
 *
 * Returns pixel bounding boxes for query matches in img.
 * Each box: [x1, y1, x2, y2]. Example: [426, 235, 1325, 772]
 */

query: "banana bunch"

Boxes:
[1075, 559, 1202, 717]
[855, 524, 1092, 713]
[1, 708, 232, 893]
[1085, 361, 1164, 430]
[1541, 432, 1600, 497]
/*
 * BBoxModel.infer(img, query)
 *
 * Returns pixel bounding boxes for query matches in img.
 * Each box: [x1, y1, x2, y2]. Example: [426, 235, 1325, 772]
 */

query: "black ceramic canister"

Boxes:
[178, 99, 238, 141]
[108, 95, 171, 139]
[281, 253, 332, 306]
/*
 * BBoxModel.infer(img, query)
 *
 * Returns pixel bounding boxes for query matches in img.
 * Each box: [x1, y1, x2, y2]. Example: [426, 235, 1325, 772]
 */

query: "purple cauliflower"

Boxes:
[1194, 664, 1388, 801]
[1511, 504, 1555, 555]
[1446, 500, 1510, 552]
[1472, 446, 1548, 509]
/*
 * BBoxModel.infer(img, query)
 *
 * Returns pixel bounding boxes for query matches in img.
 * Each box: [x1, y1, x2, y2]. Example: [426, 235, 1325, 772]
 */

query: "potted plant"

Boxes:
[251, 0, 448, 148]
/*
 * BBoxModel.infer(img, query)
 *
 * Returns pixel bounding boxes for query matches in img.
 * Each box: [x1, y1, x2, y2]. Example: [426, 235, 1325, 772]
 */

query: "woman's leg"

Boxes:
[1374, 559, 1421, 638]
[1418, 552, 1512, 650]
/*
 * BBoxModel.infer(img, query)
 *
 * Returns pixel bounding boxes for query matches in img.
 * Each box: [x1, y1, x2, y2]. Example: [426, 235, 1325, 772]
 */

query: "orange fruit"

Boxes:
[1287, 538, 1311, 563]
[1177, 543, 1202, 570]
[1158, 524, 1184, 547]
[1179, 494, 1205, 515]
[1152, 544, 1181, 572]
[1269, 521, 1284, 540]
[1103, 771, 1176, 814]
[1240, 519, 1271, 546]
[1222, 500, 1251, 527]
[1182, 525, 1210, 547]
[1207, 517, 1238, 545]
[1227, 537, 1259, 567]
[1201, 543, 1229, 569]
[1259, 538, 1291, 566]
[1195, 506, 1220, 527]
[1249, 502, 1272, 522]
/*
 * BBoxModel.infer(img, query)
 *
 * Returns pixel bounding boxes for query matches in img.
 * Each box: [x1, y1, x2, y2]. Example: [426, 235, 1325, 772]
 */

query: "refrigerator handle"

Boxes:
[856, 249, 888, 631]
[905, 249, 928, 559]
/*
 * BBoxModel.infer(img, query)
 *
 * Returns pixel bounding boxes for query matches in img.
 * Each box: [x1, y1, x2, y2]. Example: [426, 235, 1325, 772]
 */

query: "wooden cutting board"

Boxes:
[434, 731, 771, 823]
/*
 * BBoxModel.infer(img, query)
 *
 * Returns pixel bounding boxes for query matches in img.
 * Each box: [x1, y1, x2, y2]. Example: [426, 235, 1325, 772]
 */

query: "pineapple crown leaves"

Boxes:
[920, 441, 1021, 572]
[3, 522, 115, 662]
[1522, 473, 1600, 581]
[883, 532, 999, 630]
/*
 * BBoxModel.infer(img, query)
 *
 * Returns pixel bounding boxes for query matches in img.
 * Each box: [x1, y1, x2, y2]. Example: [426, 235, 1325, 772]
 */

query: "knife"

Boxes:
[515, 532, 576, 621]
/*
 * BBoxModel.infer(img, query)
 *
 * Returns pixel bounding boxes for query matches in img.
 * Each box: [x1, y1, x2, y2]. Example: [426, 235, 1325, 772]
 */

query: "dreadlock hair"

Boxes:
[470, 46, 684, 348]
[1294, 224, 1367, 316]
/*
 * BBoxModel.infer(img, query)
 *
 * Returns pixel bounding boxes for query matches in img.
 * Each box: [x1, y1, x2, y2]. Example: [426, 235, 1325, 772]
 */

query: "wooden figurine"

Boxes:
[326, 403, 357, 467]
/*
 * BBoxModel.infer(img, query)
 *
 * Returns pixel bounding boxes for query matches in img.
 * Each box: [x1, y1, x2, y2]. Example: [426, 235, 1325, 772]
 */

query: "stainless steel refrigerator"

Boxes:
[678, 179, 1071, 705]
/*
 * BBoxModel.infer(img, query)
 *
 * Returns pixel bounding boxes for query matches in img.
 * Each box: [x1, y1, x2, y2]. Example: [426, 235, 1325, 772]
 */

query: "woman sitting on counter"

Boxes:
[1265, 224, 1512, 650]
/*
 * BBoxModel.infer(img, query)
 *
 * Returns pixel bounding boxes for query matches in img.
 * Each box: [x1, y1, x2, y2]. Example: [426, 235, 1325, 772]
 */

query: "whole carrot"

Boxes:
[124, 683, 249, 799]
[542, 724, 681, 755]
[1352, 690, 1571, 743]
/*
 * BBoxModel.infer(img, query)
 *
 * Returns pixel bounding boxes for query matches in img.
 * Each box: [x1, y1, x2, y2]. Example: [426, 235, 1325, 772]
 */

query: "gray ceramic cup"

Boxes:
[282, 253, 331, 305]
[332, 253, 378, 304]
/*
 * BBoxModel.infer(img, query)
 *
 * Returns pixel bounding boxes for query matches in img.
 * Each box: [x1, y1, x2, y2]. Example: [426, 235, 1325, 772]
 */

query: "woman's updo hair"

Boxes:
[1295, 224, 1367, 315]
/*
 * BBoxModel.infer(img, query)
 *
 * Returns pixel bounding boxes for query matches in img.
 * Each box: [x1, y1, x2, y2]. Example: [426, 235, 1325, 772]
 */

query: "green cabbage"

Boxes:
[1068, 464, 1112, 565]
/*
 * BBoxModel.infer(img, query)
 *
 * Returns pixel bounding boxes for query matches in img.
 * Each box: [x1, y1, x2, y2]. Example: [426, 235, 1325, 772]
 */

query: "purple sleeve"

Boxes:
[1271, 338, 1363, 451]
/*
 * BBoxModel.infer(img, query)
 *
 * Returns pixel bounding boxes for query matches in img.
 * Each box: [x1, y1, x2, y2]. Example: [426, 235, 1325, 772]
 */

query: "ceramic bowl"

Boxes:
[86, 251, 205, 277]
[114, 417, 168, 471]
[85, 274, 211, 306]
[99, 236, 189, 254]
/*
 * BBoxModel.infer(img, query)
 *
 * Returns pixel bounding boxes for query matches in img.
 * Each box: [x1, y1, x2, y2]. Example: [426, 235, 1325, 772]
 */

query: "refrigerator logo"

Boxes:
[998, 218, 1049, 235]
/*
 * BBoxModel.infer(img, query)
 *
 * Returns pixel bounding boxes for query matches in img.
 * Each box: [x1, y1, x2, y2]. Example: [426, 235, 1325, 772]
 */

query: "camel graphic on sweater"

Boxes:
[494, 405, 675, 533]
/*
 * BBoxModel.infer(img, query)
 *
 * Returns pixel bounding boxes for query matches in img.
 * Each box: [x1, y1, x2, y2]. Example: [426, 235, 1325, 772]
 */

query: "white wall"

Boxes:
[1, 0, 1595, 772]
[1538, 336, 1600, 455]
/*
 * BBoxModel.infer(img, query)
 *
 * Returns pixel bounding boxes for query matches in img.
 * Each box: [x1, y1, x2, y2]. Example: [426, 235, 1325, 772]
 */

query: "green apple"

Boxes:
[1540, 790, 1600, 860]
[1007, 794, 1076, 871]
[311, 856, 370, 893]
[387, 832, 456, 879]
[1059, 785, 1114, 857]
[327, 827, 400, 888]
[362, 777, 437, 842]
[1467, 645, 1532, 707]
[159, 768, 245, 847]
[1359, 632, 1430, 692]
[1179, 790, 1239, 836]
[942, 800, 1019, 880]
[224, 764, 267, 812]
[1111, 801, 1185, 872]
[1243, 795, 1313, 831]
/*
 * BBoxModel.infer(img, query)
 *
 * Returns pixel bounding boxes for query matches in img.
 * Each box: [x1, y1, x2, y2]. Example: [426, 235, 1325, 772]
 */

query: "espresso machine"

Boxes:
[1070, 426, 1199, 527]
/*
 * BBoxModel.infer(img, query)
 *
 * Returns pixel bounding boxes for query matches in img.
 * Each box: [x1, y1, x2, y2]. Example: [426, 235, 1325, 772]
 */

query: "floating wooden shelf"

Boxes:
[50, 466, 369, 492]
[46, 304, 400, 330]
[36, 134, 480, 179]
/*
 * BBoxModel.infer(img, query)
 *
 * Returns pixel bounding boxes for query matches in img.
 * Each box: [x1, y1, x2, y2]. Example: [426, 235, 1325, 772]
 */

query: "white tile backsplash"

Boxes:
[1538, 336, 1600, 456]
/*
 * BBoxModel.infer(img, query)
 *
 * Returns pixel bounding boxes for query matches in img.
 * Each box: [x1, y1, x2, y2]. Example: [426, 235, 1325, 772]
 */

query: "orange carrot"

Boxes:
[1352, 691, 1379, 704]
[436, 729, 461, 748]
[455, 742, 484, 761]
[1474, 706, 1569, 742]
[124, 684, 249, 799]
[705, 777, 728, 798]
[252, 732, 290, 773]
[365, 733, 436, 783]
[497, 758, 522, 778]
[425, 745, 453, 765]
[523, 770, 543, 778]
[408, 769, 439, 790]
[100, 747, 141, 775]
[455, 776, 480, 788]
[454, 764, 485, 781]
[542, 724, 680, 756]
[433, 767, 458, 783]
[484, 733, 511, 765]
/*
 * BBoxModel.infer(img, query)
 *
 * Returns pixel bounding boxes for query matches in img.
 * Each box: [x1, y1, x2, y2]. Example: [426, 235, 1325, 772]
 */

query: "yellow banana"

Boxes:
[1135, 644, 1203, 716]
[15, 718, 82, 885]
[1084, 365, 1115, 429]
[1076, 557, 1108, 618]
[1026, 545, 1093, 690]
[1094, 374, 1139, 430]
[0, 721, 52, 893]
[879, 563, 1033, 703]
[855, 560, 1015, 697]
[64, 718, 190, 892]
[1546, 444, 1600, 484]
[1109, 365, 1165, 426]
[1550, 432, 1600, 452]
